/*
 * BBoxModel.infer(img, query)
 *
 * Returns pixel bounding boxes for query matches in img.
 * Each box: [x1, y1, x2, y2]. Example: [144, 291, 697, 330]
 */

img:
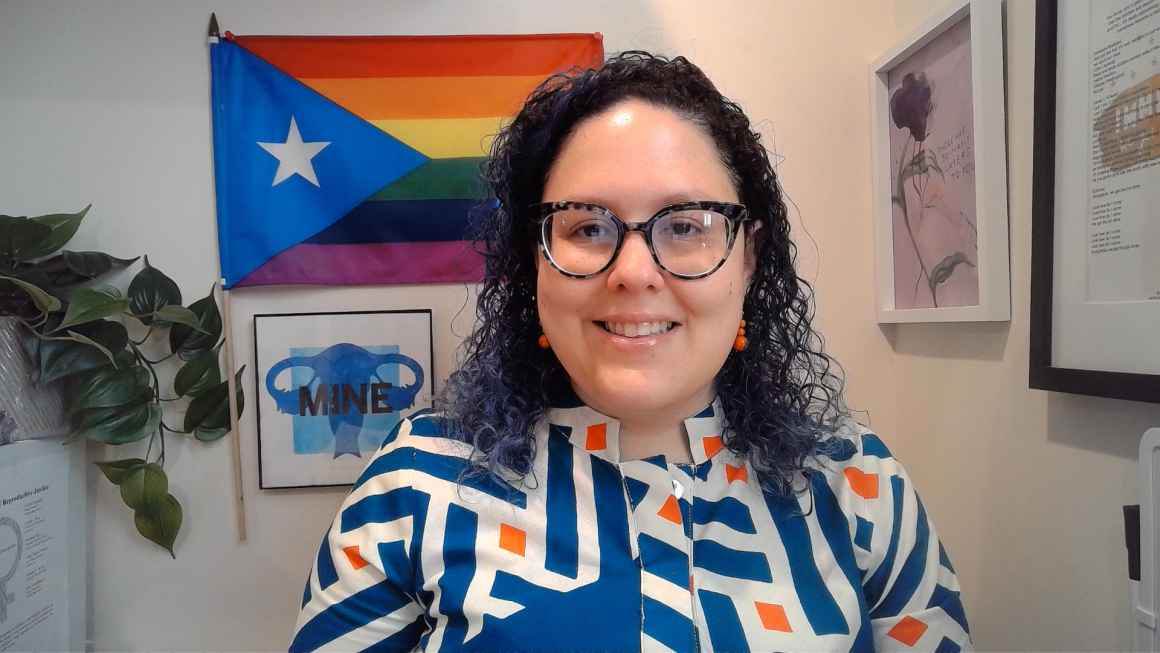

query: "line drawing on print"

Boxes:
[0, 516, 22, 623]
[264, 344, 424, 458]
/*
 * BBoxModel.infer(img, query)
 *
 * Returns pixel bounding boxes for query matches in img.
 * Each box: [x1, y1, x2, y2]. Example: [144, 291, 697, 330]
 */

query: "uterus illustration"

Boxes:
[265, 343, 424, 457]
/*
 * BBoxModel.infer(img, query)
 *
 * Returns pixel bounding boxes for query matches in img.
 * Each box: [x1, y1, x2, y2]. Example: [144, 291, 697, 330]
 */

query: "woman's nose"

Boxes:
[606, 230, 664, 291]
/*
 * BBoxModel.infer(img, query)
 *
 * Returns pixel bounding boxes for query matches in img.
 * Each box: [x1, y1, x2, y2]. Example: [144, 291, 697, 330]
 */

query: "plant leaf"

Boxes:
[154, 305, 209, 333]
[128, 257, 181, 325]
[95, 458, 146, 485]
[929, 251, 976, 287]
[194, 427, 229, 442]
[18, 320, 42, 372]
[203, 367, 246, 442]
[20, 205, 90, 260]
[0, 274, 61, 313]
[169, 287, 222, 359]
[174, 350, 220, 398]
[899, 150, 926, 184]
[113, 462, 183, 557]
[71, 390, 149, 429]
[923, 149, 945, 178]
[39, 341, 106, 385]
[0, 215, 53, 262]
[72, 319, 130, 353]
[39, 326, 128, 385]
[65, 329, 119, 367]
[34, 250, 138, 288]
[55, 287, 129, 331]
[119, 462, 168, 512]
[900, 149, 946, 184]
[134, 493, 182, 558]
[185, 366, 244, 439]
[72, 364, 151, 412]
[73, 401, 160, 445]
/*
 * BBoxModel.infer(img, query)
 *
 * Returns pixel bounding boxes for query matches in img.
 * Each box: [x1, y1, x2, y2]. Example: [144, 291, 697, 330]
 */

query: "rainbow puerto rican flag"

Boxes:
[209, 32, 603, 288]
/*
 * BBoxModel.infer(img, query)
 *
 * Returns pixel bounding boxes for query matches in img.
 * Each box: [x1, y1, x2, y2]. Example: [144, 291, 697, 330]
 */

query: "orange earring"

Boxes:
[733, 319, 748, 352]
[538, 333, 551, 350]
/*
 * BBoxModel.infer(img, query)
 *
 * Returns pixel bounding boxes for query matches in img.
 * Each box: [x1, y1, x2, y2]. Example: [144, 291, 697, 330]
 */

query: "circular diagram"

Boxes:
[0, 516, 22, 624]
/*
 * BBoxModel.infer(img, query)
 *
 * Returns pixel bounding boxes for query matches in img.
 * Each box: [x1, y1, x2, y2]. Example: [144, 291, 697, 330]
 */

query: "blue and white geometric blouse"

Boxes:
[291, 396, 972, 652]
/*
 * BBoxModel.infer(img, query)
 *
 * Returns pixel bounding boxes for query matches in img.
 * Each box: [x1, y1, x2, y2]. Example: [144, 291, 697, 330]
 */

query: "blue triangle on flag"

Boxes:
[210, 40, 429, 287]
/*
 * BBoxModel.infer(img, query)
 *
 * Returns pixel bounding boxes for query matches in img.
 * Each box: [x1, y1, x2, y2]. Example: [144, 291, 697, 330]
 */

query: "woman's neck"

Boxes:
[571, 384, 715, 464]
[618, 419, 693, 463]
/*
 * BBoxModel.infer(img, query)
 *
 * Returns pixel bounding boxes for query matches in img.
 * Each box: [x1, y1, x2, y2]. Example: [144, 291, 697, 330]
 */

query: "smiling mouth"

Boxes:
[595, 321, 679, 338]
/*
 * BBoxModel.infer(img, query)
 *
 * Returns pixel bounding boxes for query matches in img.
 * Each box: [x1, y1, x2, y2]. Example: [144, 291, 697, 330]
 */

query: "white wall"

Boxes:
[1, 0, 1148, 651]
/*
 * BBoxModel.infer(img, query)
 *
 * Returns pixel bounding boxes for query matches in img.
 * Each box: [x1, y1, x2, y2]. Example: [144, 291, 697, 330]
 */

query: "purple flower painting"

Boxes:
[887, 17, 979, 309]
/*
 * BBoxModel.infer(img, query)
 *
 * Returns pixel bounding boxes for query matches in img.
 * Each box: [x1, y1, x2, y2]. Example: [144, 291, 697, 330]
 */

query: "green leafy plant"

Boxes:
[1, 206, 243, 557]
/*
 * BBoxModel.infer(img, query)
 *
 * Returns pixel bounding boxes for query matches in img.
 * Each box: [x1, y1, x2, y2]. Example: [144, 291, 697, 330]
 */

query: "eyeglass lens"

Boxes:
[543, 206, 731, 277]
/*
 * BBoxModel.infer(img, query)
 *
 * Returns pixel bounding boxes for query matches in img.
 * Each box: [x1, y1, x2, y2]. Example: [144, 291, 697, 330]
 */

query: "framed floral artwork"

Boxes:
[870, 0, 1010, 323]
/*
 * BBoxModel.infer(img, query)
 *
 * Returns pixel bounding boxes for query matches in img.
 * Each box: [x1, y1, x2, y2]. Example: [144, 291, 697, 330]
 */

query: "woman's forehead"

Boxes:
[543, 100, 736, 207]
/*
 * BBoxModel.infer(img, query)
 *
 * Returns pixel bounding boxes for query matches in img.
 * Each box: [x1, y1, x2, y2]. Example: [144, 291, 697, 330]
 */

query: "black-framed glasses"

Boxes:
[531, 200, 751, 279]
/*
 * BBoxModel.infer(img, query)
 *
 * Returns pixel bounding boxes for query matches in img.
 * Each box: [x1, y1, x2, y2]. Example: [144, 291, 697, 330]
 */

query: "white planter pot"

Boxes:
[0, 317, 66, 445]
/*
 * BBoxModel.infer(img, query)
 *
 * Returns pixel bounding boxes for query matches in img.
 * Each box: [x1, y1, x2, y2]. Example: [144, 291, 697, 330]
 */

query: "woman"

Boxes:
[291, 51, 971, 653]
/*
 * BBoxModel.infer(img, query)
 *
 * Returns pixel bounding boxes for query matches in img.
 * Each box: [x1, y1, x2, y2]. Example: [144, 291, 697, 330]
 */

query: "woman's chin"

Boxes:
[575, 369, 708, 420]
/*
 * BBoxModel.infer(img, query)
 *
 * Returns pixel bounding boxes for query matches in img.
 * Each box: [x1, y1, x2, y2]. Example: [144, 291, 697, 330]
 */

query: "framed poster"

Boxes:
[253, 309, 434, 488]
[0, 440, 86, 653]
[1030, 0, 1160, 403]
[870, 0, 1011, 323]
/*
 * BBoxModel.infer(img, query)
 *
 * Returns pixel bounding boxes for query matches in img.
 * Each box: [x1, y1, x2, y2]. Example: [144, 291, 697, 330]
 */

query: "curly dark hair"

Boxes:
[437, 50, 851, 498]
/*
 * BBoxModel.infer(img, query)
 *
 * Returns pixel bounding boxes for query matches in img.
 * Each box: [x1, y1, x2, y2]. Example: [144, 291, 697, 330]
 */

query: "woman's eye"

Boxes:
[664, 220, 705, 238]
[570, 221, 612, 239]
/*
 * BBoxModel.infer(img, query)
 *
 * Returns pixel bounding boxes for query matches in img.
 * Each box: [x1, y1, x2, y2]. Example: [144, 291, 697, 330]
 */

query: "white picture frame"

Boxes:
[253, 309, 434, 489]
[869, 0, 1011, 323]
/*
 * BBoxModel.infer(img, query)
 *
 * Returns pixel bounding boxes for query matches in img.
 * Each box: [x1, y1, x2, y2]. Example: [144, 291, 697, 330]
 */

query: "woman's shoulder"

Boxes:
[805, 417, 910, 498]
[350, 409, 526, 507]
[375, 408, 473, 453]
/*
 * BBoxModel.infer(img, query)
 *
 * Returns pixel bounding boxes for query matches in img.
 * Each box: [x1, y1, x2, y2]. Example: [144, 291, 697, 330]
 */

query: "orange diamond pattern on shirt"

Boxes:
[725, 463, 748, 483]
[702, 434, 724, 459]
[657, 494, 683, 525]
[844, 467, 879, 499]
[499, 523, 526, 556]
[342, 546, 368, 570]
[887, 615, 929, 646]
[585, 423, 607, 451]
[755, 601, 792, 632]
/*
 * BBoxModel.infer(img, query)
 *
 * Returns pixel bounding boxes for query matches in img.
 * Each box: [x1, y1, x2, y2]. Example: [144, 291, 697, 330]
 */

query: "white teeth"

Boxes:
[603, 321, 675, 337]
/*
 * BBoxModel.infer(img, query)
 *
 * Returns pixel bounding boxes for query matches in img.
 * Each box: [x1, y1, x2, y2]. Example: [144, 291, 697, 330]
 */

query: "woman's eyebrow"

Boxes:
[544, 191, 716, 214]
[656, 191, 716, 205]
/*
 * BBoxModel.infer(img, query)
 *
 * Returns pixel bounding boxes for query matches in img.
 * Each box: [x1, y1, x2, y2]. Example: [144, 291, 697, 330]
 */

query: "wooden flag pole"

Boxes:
[209, 12, 245, 542]
[220, 282, 247, 542]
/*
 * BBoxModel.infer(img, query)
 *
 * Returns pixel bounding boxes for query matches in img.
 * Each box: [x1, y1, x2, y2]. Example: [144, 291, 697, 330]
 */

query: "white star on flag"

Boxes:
[257, 116, 331, 187]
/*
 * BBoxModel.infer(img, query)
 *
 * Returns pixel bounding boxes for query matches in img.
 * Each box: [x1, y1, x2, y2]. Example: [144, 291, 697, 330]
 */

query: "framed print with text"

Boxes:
[253, 309, 434, 489]
[1030, 0, 1160, 403]
[870, 0, 1011, 323]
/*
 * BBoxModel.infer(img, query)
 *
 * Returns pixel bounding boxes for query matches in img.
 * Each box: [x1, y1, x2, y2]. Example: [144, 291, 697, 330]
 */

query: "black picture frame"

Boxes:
[1029, 0, 1160, 403]
[252, 309, 435, 490]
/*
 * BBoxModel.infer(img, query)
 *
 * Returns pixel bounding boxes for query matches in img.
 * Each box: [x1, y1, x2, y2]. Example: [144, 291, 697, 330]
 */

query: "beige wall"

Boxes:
[0, 0, 1155, 650]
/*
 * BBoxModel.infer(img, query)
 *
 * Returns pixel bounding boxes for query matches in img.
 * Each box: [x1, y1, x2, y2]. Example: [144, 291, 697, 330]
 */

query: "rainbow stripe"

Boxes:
[228, 33, 603, 287]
